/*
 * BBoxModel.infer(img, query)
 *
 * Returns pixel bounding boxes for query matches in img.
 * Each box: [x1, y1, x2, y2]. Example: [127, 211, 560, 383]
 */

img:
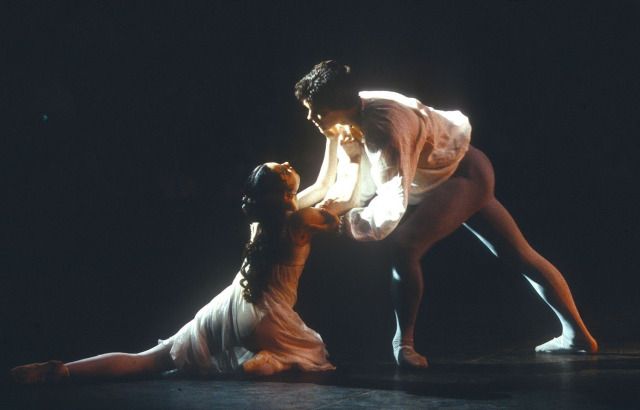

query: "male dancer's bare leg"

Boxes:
[464, 199, 598, 353]
[388, 147, 495, 368]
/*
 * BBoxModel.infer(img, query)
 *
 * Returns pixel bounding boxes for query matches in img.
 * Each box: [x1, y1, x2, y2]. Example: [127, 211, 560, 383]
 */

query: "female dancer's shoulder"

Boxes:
[286, 208, 339, 246]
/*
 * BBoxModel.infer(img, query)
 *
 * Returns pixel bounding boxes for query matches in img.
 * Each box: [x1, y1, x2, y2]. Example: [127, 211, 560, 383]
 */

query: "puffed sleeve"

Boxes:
[342, 148, 406, 241]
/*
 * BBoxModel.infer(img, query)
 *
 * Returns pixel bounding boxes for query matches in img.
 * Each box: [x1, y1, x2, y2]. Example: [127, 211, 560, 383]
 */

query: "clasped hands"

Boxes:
[323, 124, 363, 163]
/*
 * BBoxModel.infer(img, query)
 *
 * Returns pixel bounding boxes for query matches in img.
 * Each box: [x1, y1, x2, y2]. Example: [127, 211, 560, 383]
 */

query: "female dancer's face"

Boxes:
[265, 162, 300, 211]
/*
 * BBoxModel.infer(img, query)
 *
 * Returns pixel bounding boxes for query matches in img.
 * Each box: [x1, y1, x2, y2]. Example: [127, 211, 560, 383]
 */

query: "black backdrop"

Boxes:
[3, 1, 639, 370]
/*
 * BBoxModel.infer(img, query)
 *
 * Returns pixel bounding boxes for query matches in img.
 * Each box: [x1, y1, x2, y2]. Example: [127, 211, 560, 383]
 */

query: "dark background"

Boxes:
[3, 1, 639, 370]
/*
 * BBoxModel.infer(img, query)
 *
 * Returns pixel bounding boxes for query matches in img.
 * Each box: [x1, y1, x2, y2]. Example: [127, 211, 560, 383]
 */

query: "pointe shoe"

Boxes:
[10, 360, 70, 384]
[395, 346, 429, 369]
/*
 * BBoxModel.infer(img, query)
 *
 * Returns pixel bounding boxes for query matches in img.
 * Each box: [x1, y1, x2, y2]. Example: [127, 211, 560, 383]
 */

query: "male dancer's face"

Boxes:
[302, 100, 342, 133]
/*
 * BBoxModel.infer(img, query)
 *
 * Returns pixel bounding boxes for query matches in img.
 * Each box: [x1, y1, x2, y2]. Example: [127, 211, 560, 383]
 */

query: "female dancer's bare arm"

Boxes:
[288, 208, 340, 245]
[297, 136, 339, 209]
[317, 137, 363, 216]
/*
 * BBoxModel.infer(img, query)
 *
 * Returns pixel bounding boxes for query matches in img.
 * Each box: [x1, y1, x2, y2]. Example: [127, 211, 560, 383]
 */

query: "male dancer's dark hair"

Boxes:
[294, 60, 359, 110]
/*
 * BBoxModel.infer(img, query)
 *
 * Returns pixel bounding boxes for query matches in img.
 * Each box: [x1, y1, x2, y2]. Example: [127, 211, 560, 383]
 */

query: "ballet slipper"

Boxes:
[535, 334, 598, 354]
[395, 346, 429, 369]
[10, 360, 70, 384]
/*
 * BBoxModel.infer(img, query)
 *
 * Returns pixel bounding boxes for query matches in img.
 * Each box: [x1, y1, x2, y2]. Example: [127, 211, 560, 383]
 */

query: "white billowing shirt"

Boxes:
[343, 91, 472, 241]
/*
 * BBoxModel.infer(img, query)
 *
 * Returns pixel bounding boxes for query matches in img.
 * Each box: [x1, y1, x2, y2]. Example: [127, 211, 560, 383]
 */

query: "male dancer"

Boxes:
[295, 61, 598, 369]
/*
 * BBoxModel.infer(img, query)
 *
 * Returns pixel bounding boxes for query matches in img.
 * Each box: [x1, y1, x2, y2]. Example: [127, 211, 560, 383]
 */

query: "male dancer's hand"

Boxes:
[317, 198, 339, 214]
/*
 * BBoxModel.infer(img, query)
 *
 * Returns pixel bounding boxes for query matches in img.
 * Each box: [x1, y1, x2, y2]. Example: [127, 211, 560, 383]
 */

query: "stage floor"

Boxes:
[5, 344, 640, 409]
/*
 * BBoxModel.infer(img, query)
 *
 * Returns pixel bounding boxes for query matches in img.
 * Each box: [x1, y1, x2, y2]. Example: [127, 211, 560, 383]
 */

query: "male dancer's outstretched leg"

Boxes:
[389, 146, 597, 370]
[465, 199, 598, 353]
[388, 147, 495, 368]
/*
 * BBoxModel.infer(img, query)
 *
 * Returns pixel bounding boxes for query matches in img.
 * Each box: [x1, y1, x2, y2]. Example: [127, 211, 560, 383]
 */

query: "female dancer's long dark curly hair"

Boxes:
[239, 164, 289, 303]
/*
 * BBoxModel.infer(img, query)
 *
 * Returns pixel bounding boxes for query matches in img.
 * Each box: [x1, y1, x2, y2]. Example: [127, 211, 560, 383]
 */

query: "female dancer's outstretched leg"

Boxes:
[465, 199, 598, 353]
[11, 342, 175, 383]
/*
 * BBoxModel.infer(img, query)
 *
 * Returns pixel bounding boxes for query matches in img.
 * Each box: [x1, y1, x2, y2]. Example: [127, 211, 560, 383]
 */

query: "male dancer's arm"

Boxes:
[341, 144, 408, 241]
[317, 137, 363, 216]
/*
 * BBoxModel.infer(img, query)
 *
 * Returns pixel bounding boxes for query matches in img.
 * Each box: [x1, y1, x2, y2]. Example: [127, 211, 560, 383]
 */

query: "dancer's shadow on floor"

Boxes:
[156, 344, 640, 402]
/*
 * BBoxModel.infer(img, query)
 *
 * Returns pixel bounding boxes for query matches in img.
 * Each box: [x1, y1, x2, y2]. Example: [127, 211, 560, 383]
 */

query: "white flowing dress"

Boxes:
[160, 264, 334, 374]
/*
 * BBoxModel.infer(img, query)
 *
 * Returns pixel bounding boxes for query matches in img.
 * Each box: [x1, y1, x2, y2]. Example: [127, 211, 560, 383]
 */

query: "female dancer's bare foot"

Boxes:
[395, 346, 429, 369]
[535, 333, 598, 354]
[242, 351, 291, 376]
[10, 360, 70, 384]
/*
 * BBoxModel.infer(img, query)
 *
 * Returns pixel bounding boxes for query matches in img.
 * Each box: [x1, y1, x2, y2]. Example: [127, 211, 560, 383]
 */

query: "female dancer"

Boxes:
[11, 162, 337, 383]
